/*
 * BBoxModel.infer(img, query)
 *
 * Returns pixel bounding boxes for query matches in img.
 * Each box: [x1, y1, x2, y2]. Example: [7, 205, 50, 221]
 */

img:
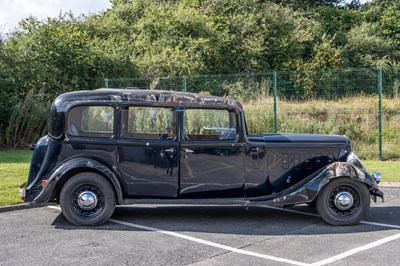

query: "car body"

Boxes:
[20, 89, 384, 226]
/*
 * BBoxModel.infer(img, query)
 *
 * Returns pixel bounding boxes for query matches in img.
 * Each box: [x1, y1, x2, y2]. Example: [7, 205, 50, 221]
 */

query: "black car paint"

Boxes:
[23, 89, 383, 207]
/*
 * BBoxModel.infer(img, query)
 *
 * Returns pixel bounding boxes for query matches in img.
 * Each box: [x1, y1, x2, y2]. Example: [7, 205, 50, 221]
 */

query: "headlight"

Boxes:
[346, 152, 382, 184]
[346, 152, 367, 172]
[371, 172, 382, 184]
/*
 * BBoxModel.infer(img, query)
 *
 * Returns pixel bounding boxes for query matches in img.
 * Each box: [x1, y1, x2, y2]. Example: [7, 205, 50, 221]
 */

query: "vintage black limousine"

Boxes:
[20, 89, 384, 226]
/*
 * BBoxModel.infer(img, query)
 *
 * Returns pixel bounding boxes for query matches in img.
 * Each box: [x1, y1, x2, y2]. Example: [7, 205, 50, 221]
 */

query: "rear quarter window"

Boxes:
[67, 106, 114, 137]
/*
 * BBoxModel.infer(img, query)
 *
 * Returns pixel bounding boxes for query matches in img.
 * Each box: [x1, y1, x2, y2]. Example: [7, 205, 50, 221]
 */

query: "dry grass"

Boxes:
[244, 96, 400, 160]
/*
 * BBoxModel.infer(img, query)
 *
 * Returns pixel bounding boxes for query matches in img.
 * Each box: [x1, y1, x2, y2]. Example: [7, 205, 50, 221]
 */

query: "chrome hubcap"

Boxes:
[334, 191, 354, 211]
[77, 191, 98, 210]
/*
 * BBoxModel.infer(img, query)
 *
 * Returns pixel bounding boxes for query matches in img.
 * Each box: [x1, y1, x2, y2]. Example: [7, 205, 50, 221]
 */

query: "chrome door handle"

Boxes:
[183, 148, 194, 159]
[164, 148, 175, 153]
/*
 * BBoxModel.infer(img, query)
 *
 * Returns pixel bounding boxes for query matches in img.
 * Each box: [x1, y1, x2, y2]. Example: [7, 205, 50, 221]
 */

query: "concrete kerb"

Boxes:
[0, 203, 29, 213]
[379, 182, 400, 188]
[0, 203, 54, 213]
[0, 183, 398, 213]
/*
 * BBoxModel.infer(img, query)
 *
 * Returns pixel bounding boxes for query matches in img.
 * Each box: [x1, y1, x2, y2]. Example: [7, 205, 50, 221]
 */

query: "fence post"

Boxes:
[273, 71, 277, 133]
[182, 75, 187, 92]
[104, 78, 109, 88]
[378, 66, 383, 161]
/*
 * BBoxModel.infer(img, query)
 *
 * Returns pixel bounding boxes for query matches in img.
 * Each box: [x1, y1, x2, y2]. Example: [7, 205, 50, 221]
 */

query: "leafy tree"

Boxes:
[345, 22, 396, 67]
[3, 14, 137, 98]
[380, 5, 400, 42]
[270, 0, 346, 10]
[203, 0, 319, 71]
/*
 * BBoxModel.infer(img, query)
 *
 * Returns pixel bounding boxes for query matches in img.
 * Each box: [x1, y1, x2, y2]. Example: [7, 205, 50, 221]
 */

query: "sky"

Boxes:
[0, 0, 372, 34]
[0, 0, 112, 33]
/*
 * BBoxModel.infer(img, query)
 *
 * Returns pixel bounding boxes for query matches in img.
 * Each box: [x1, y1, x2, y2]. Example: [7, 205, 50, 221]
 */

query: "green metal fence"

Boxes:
[105, 68, 400, 160]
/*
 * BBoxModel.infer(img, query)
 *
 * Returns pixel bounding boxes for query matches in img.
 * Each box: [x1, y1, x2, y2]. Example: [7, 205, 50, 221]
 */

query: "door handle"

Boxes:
[164, 148, 176, 153]
[161, 148, 175, 157]
[183, 148, 194, 159]
[184, 148, 194, 153]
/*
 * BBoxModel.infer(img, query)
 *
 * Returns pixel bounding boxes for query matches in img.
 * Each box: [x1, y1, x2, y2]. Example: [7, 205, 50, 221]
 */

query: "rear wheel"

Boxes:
[316, 178, 370, 226]
[60, 173, 116, 226]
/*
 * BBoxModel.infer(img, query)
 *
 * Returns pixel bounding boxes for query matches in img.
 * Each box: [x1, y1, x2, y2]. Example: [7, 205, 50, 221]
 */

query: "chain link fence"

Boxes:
[105, 68, 400, 160]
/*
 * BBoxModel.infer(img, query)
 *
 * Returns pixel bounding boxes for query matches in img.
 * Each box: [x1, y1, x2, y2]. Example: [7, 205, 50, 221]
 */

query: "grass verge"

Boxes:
[0, 150, 398, 207]
[0, 150, 31, 206]
[363, 161, 400, 183]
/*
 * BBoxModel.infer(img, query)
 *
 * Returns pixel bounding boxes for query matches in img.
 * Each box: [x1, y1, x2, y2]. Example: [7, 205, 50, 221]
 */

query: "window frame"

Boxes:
[65, 103, 116, 139]
[183, 108, 239, 142]
[120, 105, 177, 141]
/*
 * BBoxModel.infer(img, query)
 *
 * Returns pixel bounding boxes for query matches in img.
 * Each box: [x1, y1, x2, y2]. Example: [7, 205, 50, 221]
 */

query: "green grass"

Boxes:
[363, 161, 400, 183]
[0, 150, 398, 207]
[0, 150, 32, 163]
[0, 150, 32, 206]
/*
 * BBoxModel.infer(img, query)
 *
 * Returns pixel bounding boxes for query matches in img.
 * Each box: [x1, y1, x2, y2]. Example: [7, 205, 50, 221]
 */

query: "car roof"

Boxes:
[48, 89, 243, 139]
[52, 88, 242, 111]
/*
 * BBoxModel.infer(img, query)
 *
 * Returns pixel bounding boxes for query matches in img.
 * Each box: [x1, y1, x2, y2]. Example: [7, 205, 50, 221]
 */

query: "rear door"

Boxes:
[117, 106, 179, 198]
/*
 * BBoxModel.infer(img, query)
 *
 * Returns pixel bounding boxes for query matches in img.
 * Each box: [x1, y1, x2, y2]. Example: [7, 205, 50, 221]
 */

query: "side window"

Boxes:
[67, 106, 114, 137]
[185, 109, 236, 141]
[121, 107, 175, 139]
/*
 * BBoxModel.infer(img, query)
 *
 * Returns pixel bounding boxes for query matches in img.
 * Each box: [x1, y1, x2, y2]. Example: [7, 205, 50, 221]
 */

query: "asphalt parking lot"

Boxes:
[1, 187, 399, 266]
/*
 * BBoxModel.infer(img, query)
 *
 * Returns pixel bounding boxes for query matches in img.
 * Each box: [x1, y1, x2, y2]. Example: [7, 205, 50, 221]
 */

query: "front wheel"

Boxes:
[316, 178, 370, 226]
[60, 173, 116, 226]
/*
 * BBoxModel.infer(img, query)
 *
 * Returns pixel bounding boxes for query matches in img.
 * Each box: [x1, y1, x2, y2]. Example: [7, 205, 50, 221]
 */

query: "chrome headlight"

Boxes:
[371, 172, 382, 184]
[346, 152, 367, 172]
[347, 152, 382, 184]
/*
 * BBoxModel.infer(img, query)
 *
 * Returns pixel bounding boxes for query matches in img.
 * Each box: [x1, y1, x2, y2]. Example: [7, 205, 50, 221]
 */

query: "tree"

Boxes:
[3, 14, 137, 98]
[345, 22, 396, 67]
[270, 0, 346, 10]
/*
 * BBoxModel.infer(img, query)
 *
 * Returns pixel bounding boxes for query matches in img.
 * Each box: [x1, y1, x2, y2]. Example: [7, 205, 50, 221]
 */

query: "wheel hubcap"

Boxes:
[334, 192, 354, 211]
[71, 185, 103, 218]
[328, 185, 360, 217]
[77, 191, 98, 210]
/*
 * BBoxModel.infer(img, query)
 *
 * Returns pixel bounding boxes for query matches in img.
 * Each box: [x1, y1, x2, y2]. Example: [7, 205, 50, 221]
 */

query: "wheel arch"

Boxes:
[40, 157, 125, 205]
[254, 162, 378, 207]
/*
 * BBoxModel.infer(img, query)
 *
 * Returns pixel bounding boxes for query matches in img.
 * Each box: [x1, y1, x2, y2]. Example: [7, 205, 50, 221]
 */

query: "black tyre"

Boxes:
[316, 178, 370, 226]
[60, 173, 116, 226]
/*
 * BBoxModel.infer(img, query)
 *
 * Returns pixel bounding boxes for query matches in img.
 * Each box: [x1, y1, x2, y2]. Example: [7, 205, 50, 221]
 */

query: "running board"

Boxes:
[121, 198, 246, 206]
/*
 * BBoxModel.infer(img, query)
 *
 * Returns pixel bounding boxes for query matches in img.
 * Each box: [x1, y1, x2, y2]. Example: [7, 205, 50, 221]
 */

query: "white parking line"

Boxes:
[109, 218, 309, 266]
[311, 232, 400, 266]
[360, 221, 400, 230]
[48, 205, 61, 211]
[48, 205, 400, 266]
[256, 205, 320, 218]
[48, 205, 307, 265]
[256, 205, 400, 230]
[258, 205, 400, 265]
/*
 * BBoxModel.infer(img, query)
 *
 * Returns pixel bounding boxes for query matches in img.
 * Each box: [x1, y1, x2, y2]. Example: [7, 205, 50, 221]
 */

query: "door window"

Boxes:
[185, 109, 236, 141]
[121, 106, 175, 139]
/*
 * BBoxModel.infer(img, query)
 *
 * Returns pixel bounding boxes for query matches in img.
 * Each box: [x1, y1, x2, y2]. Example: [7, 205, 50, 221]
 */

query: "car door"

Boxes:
[179, 108, 244, 198]
[117, 105, 179, 198]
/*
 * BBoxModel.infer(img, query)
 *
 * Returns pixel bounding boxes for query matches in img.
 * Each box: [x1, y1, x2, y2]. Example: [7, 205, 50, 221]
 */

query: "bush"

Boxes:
[5, 90, 49, 149]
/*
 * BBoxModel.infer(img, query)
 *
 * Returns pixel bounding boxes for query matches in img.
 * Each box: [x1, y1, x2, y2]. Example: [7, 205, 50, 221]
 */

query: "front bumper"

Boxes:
[370, 186, 385, 202]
